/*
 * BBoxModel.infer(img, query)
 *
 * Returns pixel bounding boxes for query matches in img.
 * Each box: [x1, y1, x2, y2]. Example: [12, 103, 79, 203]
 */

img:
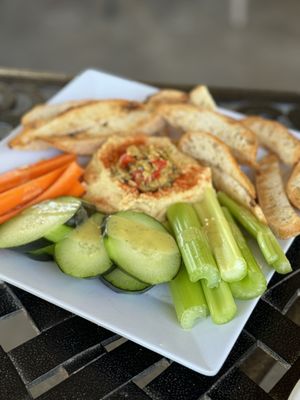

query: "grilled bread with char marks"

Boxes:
[10, 100, 165, 155]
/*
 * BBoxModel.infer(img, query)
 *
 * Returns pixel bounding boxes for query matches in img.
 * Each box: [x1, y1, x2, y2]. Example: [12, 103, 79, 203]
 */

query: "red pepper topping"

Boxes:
[119, 153, 135, 168]
[152, 159, 167, 170]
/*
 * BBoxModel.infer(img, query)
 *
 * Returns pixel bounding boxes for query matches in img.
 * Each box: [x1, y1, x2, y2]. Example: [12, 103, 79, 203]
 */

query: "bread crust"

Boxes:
[189, 85, 217, 111]
[256, 154, 300, 239]
[146, 89, 188, 105]
[243, 116, 300, 165]
[84, 134, 211, 220]
[10, 100, 165, 154]
[21, 100, 95, 127]
[286, 161, 300, 209]
[179, 131, 255, 198]
[211, 167, 266, 223]
[156, 103, 258, 167]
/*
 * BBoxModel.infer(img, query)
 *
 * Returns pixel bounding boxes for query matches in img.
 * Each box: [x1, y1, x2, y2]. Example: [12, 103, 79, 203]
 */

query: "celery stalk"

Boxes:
[217, 191, 278, 264]
[201, 279, 237, 324]
[218, 192, 292, 274]
[167, 203, 220, 287]
[223, 207, 267, 299]
[194, 187, 247, 283]
[267, 233, 292, 274]
[169, 264, 209, 329]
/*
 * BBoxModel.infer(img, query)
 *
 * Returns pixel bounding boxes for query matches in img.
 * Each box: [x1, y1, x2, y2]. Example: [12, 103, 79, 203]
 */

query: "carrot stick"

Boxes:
[34, 161, 84, 202]
[0, 209, 21, 224]
[67, 180, 86, 197]
[0, 153, 76, 193]
[0, 162, 84, 224]
[0, 166, 66, 216]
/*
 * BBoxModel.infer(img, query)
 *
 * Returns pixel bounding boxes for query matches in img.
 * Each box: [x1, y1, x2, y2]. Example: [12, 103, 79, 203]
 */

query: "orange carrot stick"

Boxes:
[0, 166, 66, 216]
[0, 153, 76, 193]
[0, 209, 21, 224]
[67, 180, 86, 197]
[0, 162, 84, 224]
[33, 161, 84, 202]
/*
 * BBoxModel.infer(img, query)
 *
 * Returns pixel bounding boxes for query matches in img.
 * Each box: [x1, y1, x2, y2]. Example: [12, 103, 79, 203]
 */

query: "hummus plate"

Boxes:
[0, 69, 295, 376]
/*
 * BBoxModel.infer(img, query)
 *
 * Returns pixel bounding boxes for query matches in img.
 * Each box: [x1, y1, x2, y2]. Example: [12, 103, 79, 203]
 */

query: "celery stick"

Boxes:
[223, 207, 267, 299]
[201, 279, 237, 324]
[217, 192, 262, 237]
[268, 232, 292, 274]
[167, 203, 220, 287]
[217, 191, 278, 264]
[194, 187, 247, 283]
[169, 264, 209, 329]
[218, 192, 292, 273]
[257, 231, 278, 264]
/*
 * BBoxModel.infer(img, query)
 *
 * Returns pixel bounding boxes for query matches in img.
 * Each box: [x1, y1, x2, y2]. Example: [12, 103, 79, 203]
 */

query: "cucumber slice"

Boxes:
[26, 245, 54, 262]
[44, 224, 73, 242]
[12, 238, 53, 253]
[9, 224, 72, 254]
[55, 213, 112, 278]
[101, 267, 152, 293]
[0, 197, 81, 248]
[115, 210, 167, 232]
[104, 213, 181, 285]
[65, 205, 91, 228]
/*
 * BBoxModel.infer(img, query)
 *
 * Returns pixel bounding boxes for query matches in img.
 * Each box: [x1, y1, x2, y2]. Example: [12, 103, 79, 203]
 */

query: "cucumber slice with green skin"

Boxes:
[115, 211, 167, 232]
[44, 224, 73, 242]
[10, 225, 72, 254]
[26, 244, 54, 262]
[104, 213, 181, 285]
[55, 213, 112, 278]
[101, 267, 152, 293]
[0, 197, 81, 248]
[65, 207, 88, 228]
[11, 238, 53, 253]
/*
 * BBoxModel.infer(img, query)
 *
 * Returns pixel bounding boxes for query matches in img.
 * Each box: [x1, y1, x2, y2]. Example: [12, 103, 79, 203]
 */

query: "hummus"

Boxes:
[84, 134, 212, 220]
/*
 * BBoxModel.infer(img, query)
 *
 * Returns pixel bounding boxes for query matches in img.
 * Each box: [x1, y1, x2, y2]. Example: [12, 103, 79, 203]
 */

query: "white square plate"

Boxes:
[0, 69, 295, 375]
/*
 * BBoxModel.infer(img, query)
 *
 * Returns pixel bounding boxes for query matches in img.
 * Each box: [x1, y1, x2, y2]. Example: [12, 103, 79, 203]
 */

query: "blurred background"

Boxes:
[0, 0, 299, 91]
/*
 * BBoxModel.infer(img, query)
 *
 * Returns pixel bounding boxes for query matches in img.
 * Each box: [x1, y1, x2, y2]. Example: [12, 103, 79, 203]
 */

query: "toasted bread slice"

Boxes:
[212, 167, 266, 223]
[157, 104, 257, 166]
[256, 154, 300, 239]
[146, 89, 188, 105]
[286, 161, 300, 209]
[21, 100, 94, 127]
[189, 85, 216, 111]
[179, 131, 255, 197]
[243, 116, 300, 165]
[43, 135, 110, 155]
[84, 134, 211, 220]
[10, 100, 165, 152]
